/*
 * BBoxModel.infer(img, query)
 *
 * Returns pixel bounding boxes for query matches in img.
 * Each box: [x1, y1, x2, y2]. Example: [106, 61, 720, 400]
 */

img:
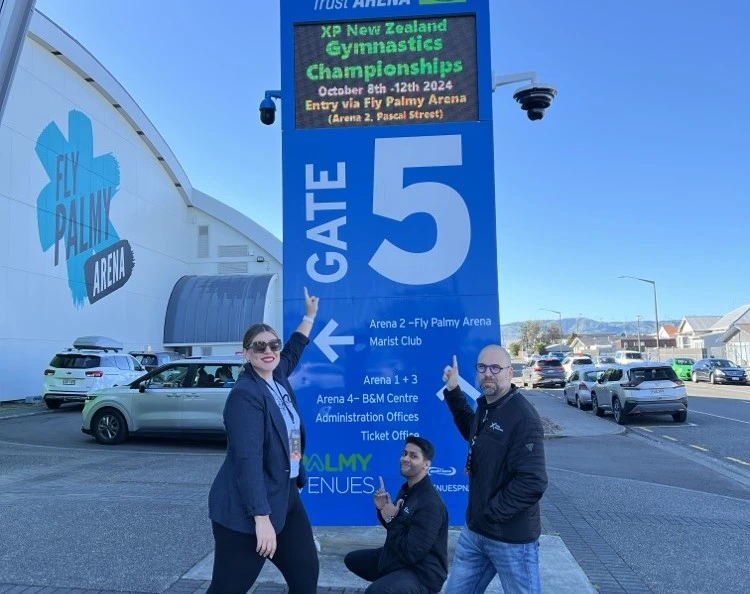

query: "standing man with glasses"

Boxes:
[440, 345, 548, 594]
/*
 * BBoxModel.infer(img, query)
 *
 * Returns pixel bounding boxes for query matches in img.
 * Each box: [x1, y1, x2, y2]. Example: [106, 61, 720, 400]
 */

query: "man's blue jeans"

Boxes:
[445, 525, 541, 594]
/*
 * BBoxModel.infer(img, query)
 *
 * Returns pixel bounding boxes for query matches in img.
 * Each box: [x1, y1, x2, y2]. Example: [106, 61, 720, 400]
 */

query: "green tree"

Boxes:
[539, 323, 562, 347]
[518, 320, 542, 352]
[509, 341, 521, 357]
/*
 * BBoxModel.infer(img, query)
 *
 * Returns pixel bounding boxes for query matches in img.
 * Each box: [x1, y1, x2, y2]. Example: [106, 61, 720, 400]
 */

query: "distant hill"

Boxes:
[500, 317, 679, 345]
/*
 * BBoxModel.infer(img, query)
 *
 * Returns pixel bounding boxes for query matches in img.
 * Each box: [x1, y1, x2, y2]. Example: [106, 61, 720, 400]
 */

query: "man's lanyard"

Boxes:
[464, 390, 515, 476]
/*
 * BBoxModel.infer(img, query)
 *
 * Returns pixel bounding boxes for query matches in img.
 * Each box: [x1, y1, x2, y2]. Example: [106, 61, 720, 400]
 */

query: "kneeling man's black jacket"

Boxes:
[377, 475, 448, 592]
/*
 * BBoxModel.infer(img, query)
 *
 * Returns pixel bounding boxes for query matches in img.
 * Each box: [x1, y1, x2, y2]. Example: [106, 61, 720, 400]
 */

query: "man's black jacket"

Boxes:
[376, 475, 448, 592]
[443, 384, 548, 543]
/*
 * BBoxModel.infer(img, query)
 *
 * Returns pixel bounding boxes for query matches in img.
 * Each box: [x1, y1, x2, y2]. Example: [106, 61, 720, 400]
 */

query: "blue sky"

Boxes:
[34, 0, 750, 325]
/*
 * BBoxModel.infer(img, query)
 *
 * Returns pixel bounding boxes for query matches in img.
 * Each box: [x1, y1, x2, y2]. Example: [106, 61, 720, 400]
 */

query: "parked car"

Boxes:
[589, 362, 688, 424]
[522, 358, 566, 388]
[593, 355, 616, 367]
[129, 350, 182, 372]
[691, 358, 747, 384]
[42, 336, 145, 409]
[665, 357, 695, 381]
[546, 351, 568, 362]
[614, 350, 646, 364]
[561, 355, 594, 379]
[511, 362, 525, 378]
[81, 356, 245, 445]
[563, 366, 603, 409]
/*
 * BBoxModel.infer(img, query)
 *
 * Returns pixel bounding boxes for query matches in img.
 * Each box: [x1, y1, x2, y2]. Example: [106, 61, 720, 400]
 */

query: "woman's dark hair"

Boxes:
[242, 323, 279, 350]
[406, 435, 435, 462]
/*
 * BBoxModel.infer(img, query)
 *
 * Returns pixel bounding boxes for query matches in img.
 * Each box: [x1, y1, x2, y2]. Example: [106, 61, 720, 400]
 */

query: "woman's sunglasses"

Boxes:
[246, 339, 282, 354]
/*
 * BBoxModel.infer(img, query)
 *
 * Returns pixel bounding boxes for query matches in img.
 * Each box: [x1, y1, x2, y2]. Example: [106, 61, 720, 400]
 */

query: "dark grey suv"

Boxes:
[522, 358, 566, 388]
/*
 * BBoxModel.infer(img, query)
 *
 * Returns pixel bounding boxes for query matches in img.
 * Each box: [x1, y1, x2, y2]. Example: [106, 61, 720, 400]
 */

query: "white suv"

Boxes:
[590, 363, 688, 425]
[614, 350, 645, 364]
[42, 336, 145, 409]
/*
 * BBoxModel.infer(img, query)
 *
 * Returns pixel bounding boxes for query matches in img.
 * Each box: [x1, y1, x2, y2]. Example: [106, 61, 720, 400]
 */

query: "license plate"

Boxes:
[732, 377, 740, 381]
[63, 379, 76, 385]
[651, 389, 664, 394]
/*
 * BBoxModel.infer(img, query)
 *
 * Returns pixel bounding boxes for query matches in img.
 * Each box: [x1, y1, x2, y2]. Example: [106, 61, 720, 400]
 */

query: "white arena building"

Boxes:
[0, 10, 283, 401]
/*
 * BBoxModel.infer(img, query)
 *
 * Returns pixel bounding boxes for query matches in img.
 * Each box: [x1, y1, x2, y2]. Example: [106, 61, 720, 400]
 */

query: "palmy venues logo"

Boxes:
[35, 110, 135, 308]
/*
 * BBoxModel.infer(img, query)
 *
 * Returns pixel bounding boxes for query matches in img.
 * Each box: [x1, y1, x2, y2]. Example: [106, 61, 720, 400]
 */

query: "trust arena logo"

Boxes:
[35, 110, 135, 308]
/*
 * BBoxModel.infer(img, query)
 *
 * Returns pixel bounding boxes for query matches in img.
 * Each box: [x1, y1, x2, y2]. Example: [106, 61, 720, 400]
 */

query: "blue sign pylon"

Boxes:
[279, 0, 499, 525]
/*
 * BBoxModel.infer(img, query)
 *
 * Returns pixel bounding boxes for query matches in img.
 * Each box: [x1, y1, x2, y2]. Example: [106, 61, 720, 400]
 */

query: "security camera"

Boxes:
[259, 97, 277, 126]
[512, 85, 557, 121]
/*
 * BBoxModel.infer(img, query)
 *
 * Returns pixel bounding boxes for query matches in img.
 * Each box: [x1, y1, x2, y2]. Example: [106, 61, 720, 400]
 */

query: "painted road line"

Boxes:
[689, 444, 709, 452]
[690, 410, 750, 425]
[636, 427, 653, 432]
[662, 435, 679, 442]
[726, 457, 750, 467]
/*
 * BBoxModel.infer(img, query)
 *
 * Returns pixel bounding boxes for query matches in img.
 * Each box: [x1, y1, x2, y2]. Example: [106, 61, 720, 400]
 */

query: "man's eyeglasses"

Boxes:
[476, 363, 510, 375]
[246, 339, 282, 354]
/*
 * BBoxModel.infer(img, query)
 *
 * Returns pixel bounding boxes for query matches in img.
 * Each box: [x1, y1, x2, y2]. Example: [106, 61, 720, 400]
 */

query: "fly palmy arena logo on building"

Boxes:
[35, 110, 135, 308]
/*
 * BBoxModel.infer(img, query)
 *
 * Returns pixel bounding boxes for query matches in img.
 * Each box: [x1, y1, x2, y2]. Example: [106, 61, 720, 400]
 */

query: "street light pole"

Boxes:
[540, 308, 563, 348]
[619, 276, 660, 361]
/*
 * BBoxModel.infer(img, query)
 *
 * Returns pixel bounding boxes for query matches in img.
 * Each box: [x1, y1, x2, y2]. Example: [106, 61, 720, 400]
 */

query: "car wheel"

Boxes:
[44, 399, 61, 410]
[710, 373, 716, 385]
[591, 393, 604, 417]
[692, 371, 698, 383]
[91, 408, 128, 445]
[612, 397, 627, 425]
[672, 410, 688, 423]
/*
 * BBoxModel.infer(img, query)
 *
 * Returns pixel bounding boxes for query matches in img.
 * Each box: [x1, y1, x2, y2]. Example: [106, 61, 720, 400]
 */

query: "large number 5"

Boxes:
[368, 135, 470, 285]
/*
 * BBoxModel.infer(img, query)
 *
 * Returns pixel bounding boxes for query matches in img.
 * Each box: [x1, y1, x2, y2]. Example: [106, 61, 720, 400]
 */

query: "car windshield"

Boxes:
[134, 354, 158, 366]
[712, 360, 738, 368]
[49, 354, 101, 369]
[573, 358, 593, 365]
[583, 370, 602, 382]
[623, 353, 643, 360]
[538, 359, 562, 367]
[675, 358, 694, 365]
[628, 367, 678, 382]
[598, 357, 615, 363]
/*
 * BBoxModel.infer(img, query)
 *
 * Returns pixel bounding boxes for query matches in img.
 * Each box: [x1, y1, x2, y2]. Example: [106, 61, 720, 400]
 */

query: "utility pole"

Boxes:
[636, 315, 642, 353]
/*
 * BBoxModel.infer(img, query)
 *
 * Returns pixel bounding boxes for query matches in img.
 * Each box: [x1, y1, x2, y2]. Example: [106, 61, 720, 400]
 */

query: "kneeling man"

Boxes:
[344, 436, 448, 594]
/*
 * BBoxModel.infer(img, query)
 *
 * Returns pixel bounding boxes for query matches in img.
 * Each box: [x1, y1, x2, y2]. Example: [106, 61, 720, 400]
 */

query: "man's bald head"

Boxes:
[476, 344, 513, 403]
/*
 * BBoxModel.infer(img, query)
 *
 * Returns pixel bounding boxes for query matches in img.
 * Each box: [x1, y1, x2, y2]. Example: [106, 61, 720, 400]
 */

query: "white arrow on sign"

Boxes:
[435, 375, 481, 401]
[313, 319, 354, 363]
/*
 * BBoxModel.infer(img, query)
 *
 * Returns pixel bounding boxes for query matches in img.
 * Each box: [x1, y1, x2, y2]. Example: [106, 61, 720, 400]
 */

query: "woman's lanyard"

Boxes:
[266, 379, 295, 424]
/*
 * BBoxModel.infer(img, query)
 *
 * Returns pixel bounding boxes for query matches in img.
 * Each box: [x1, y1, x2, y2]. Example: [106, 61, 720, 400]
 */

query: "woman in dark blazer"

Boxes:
[207, 287, 320, 594]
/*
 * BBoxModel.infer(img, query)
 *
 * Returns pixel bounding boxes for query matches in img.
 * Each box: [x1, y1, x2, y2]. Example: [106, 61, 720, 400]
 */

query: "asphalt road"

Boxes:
[540, 383, 750, 474]
[3, 401, 750, 593]
[0, 404, 227, 454]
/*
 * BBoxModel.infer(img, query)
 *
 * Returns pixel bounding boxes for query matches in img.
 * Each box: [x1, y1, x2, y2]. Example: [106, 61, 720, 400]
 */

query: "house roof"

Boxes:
[571, 333, 618, 346]
[710, 305, 750, 332]
[661, 323, 678, 338]
[679, 316, 721, 333]
[720, 324, 750, 343]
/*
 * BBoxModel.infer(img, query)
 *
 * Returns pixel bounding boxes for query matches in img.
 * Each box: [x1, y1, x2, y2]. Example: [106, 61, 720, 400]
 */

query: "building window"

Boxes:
[218, 245, 249, 257]
[198, 225, 209, 258]
[218, 262, 248, 274]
